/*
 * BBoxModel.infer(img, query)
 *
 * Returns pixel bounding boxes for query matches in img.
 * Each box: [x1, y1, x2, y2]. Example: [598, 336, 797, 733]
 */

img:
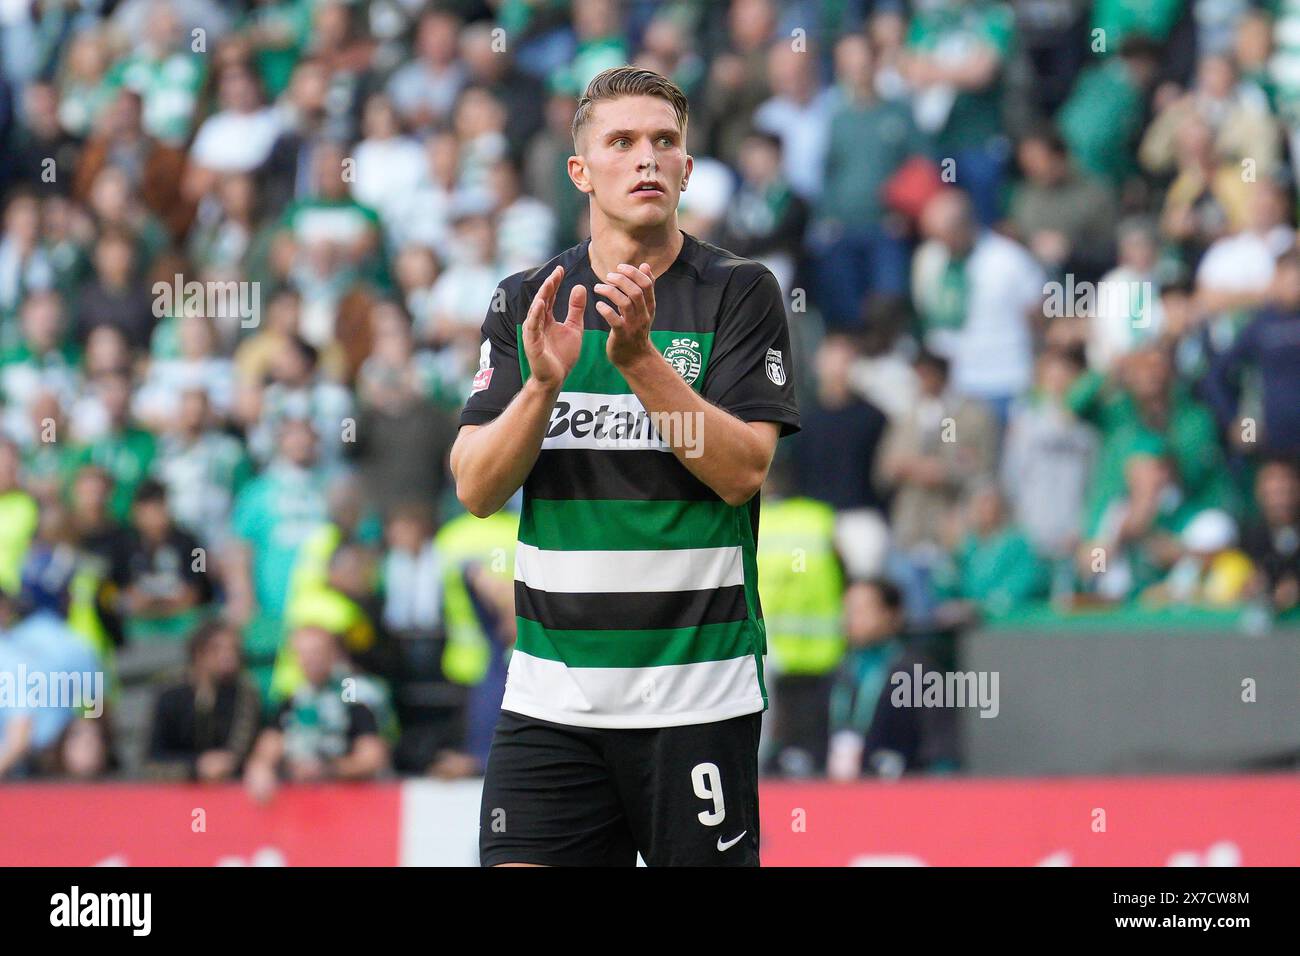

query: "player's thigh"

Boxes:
[614, 712, 763, 867]
[478, 710, 637, 867]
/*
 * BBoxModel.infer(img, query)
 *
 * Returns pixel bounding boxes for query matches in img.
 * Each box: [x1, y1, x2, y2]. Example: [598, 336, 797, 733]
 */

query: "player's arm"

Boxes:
[618, 348, 780, 505]
[451, 266, 585, 518]
[598, 262, 798, 506]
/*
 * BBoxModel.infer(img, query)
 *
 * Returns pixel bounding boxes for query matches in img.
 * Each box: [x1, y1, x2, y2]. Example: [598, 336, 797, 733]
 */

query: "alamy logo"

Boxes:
[890, 664, 999, 718]
[663, 337, 703, 385]
[152, 273, 260, 327]
[50, 886, 151, 936]
[1042, 275, 1155, 326]
[0, 665, 104, 717]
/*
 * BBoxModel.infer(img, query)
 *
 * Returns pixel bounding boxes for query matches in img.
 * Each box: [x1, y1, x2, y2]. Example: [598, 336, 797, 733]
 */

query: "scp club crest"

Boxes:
[663, 337, 703, 385]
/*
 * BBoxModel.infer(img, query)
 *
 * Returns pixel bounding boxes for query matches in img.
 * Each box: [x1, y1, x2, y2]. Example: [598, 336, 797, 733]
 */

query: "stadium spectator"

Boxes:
[488, 158, 557, 279]
[143, 616, 260, 780]
[716, 131, 807, 297]
[827, 578, 906, 781]
[794, 333, 890, 579]
[6, 82, 80, 198]
[0, 438, 38, 597]
[1142, 507, 1253, 608]
[753, 42, 834, 203]
[0, 291, 80, 445]
[701, 0, 777, 165]
[459, 20, 546, 160]
[1139, 52, 1280, 180]
[1057, 35, 1161, 188]
[1069, 344, 1241, 551]
[103, 2, 205, 147]
[243, 625, 390, 801]
[808, 32, 919, 328]
[184, 172, 261, 286]
[38, 713, 116, 780]
[118, 479, 212, 638]
[72, 227, 154, 348]
[912, 189, 1044, 417]
[1086, 217, 1166, 373]
[134, 313, 235, 429]
[901, 0, 1016, 225]
[1009, 124, 1118, 282]
[847, 295, 920, 422]
[74, 89, 193, 240]
[0, 191, 53, 325]
[70, 370, 157, 522]
[153, 388, 251, 555]
[934, 482, 1050, 624]
[246, 335, 353, 465]
[1001, 348, 1097, 560]
[349, 302, 456, 518]
[350, 93, 426, 231]
[225, 416, 330, 628]
[877, 348, 997, 556]
[0, 582, 100, 779]
[1241, 459, 1300, 614]
[1204, 250, 1300, 458]
[385, 7, 466, 132]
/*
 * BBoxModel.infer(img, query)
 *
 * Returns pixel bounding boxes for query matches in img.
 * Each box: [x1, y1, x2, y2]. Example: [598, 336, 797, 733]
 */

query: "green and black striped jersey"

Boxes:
[460, 231, 800, 728]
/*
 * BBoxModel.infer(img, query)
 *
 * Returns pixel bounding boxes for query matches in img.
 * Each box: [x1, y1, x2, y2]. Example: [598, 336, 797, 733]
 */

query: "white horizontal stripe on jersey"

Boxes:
[514, 542, 744, 593]
[541, 391, 678, 452]
[501, 651, 765, 729]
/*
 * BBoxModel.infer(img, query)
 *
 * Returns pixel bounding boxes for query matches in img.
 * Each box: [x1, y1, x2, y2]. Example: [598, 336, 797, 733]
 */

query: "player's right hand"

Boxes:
[522, 265, 585, 391]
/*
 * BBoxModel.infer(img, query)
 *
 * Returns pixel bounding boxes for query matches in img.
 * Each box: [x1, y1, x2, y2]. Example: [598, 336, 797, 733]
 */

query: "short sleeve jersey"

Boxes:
[460, 231, 800, 728]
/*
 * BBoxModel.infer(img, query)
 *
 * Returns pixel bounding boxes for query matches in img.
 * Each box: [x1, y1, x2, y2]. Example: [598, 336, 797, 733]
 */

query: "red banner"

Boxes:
[1, 775, 1294, 866]
[0, 783, 401, 867]
[758, 775, 1300, 866]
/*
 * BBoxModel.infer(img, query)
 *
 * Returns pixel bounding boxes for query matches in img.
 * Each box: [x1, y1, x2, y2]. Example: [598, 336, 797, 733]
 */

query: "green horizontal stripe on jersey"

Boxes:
[518, 328, 715, 394]
[515, 617, 759, 668]
[519, 497, 741, 551]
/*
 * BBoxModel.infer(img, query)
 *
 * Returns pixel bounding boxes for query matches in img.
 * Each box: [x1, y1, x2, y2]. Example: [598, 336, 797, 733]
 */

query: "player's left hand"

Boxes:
[596, 263, 656, 368]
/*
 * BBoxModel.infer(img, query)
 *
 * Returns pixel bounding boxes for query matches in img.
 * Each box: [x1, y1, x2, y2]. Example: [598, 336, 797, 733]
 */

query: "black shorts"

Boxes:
[479, 709, 762, 867]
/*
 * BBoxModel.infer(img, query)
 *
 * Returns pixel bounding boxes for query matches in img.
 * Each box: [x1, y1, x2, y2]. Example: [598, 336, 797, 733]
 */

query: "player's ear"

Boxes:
[681, 153, 693, 192]
[567, 154, 593, 194]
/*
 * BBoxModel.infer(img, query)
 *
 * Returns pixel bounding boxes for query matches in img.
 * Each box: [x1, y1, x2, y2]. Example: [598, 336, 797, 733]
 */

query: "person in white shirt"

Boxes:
[915, 190, 1044, 420]
[351, 93, 427, 232]
[487, 158, 556, 276]
[187, 62, 281, 179]
[1089, 217, 1166, 374]
[385, 7, 467, 131]
[421, 208, 502, 373]
[753, 44, 835, 202]
[1195, 178, 1294, 321]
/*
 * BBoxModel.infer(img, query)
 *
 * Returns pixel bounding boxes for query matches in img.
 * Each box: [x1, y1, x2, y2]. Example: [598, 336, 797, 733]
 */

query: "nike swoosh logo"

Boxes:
[716, 831, 747, 852]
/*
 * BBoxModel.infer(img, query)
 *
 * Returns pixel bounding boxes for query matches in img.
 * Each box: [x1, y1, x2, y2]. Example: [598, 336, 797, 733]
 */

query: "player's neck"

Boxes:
[587, 214, 685, 281]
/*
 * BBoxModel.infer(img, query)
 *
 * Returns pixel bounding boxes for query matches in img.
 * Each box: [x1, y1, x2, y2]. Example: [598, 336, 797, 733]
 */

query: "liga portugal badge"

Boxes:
[471, 339, 493, 394]
[765, 347, 786, 385]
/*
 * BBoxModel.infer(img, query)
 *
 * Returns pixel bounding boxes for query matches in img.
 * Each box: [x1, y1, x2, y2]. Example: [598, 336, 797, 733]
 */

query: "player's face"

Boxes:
[574, 96, 691, 229]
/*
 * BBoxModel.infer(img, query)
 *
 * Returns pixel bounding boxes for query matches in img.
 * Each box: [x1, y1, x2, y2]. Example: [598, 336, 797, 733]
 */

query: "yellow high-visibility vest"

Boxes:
[434, 510, 518, 686]
[756, 497, 845, 676]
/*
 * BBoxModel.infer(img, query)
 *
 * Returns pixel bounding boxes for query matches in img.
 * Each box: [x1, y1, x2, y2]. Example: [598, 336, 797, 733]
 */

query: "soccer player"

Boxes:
[452, 67, 800, 867]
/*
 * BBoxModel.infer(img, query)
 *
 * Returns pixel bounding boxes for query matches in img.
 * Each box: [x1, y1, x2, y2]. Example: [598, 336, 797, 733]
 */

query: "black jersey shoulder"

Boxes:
[676, 232, 776, 292]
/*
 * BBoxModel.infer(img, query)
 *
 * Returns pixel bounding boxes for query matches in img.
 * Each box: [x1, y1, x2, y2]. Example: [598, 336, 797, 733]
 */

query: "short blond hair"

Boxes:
[571, 67, 689, 150]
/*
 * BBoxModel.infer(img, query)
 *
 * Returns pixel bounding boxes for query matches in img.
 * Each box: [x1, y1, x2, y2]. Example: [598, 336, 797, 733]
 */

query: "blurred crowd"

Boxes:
[0, 0, 1297, 785]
